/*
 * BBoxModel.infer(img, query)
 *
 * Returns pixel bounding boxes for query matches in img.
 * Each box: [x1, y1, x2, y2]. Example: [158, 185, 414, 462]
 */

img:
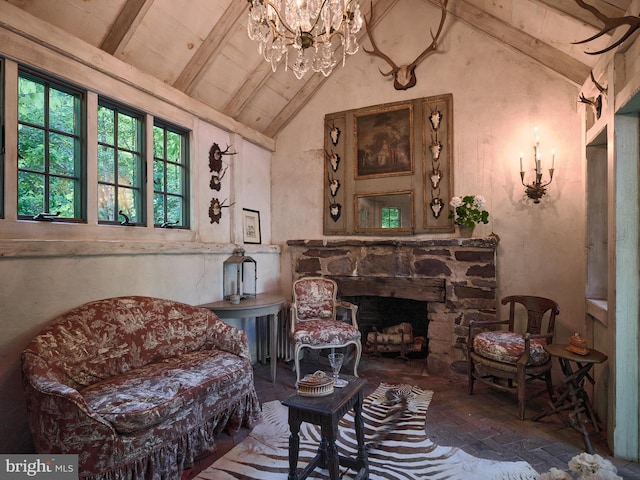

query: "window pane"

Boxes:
[119, 187, 138, 223]
[153, 126, 164, 158]
[98, 146, 115, 183]
[97, 106, 115, 145]
[117, 151, 136, 186]
[49, 88, 75, 133]
[18, 171, 45, 215]
[166, 195, 182, 224]
[118, 112, 137, 151]
[166, 163, 181, 194]
[18, 77, 45, 126]
[49, 133, 75, 176]
[166, 131, 182, 163]
[153, 160, 165, 191]
[18, 126, 45, 171]
[50, 176, 75, 217]
[154, 193, 164, 224]
[98, 184, 115, 221]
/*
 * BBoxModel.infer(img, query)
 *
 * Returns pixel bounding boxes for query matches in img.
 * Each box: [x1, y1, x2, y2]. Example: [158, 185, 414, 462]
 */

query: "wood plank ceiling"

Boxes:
[5, 0, 631, 141]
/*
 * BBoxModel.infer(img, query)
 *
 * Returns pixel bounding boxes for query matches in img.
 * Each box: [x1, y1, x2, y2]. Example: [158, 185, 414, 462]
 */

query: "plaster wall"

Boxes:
[272, 0, 586, 346]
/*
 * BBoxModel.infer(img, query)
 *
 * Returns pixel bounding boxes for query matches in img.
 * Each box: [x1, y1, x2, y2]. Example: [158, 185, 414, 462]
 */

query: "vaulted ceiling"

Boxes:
[5, 0, 632, 140]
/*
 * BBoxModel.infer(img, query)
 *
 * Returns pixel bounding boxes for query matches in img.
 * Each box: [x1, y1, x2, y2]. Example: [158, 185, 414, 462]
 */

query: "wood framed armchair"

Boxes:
[290, 277, 362, 383]
[468, 295, 559, 420]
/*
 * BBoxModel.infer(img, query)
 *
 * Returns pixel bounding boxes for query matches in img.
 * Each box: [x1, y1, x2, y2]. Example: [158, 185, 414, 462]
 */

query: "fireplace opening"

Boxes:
[342, 296, 428, 357]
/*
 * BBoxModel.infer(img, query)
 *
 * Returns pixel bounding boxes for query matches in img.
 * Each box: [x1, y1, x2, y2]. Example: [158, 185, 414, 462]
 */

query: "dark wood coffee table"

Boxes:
[281, 376, 368, 480]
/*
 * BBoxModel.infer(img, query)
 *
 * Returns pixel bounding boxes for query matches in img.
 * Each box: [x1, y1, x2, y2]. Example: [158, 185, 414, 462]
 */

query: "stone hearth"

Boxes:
[287, 237, 499, 375]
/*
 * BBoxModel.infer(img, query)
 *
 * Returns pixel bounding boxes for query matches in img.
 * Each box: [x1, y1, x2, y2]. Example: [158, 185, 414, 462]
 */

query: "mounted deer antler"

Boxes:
[209, 142, 237, 173]
[573, 0, 640, 55]
[590, 70, 607, 95]
[363, 0, 448, 90]
[579, 93, 602, 119]
[578, 71, 608, 119]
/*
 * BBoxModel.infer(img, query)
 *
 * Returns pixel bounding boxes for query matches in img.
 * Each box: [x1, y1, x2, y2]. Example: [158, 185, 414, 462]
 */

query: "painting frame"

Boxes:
[324, 94, 454, 236]
[354, 103, 414, 179]
[242, 209, 261, 244]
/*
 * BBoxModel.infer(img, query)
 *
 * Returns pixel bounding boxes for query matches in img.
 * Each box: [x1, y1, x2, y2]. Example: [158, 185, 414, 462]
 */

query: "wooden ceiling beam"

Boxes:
[423, 0, 592, 86]
[100, 0, 154, 56]
[536, 0, 626, 30]
[173, 0, 248, 94]
[222, 60, 273, 118]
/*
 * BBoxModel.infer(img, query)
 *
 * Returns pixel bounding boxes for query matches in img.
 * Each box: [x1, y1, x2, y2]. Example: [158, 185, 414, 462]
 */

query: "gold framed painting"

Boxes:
[354, 103, 414, 179]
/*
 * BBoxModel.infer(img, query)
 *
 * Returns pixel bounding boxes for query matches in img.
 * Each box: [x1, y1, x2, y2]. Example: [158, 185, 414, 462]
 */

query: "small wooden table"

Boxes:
[532, 343, 608, 454]
[281, 376, 368, 480]
[198, 293, 285, 383]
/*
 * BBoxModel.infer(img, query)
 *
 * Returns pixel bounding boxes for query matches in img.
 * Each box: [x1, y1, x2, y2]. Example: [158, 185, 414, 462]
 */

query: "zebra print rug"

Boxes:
[196, 383, 538, 480]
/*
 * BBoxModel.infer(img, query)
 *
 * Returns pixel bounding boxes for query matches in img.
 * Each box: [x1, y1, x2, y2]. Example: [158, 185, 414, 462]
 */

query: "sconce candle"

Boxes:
[519, 129, 555, 204]
[520, 152, 523, 172]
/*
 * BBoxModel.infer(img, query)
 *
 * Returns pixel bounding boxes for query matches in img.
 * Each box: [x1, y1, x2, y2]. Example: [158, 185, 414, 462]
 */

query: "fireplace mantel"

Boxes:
[287, 236, 498, 376]
[287, 236, 499, 249]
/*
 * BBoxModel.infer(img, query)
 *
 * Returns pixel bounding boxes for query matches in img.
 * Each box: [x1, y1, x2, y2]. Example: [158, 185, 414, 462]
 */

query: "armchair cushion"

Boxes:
[473, 331, 550, 366]
[292, 320, 360, 346]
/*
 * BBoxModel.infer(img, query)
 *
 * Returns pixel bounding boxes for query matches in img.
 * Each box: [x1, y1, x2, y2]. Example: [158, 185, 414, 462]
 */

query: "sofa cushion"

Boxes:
[473, 331, 550, 366]
[81, 350, 249, 434]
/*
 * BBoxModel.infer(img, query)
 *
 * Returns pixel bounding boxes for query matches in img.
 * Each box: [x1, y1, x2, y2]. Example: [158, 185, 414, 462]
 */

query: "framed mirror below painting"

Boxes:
[324, 94, 454, 235]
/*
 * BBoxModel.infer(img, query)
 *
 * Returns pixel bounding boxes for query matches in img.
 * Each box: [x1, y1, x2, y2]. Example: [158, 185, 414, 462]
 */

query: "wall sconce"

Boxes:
[520, 128, 555, 204]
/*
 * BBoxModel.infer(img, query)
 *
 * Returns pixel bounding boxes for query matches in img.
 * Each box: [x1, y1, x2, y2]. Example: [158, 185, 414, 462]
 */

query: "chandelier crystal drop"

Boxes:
[247, 0, 364, 80]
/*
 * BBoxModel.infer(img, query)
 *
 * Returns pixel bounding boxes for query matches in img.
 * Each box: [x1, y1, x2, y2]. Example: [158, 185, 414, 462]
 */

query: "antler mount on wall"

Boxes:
[208, 142, 237, 224]
[363, 0, 448, 90]
[573, 0, 640, 54]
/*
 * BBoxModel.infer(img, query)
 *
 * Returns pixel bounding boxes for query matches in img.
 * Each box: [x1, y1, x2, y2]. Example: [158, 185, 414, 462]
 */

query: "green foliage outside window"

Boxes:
[381, 207, 401, 228]
[18, 72, 83, 219]
[153, 123, 188, 227]
[97, 103, 143, 223]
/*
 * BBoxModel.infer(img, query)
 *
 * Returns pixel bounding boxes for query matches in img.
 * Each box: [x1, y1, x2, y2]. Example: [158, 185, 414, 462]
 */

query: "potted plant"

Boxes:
[448, 195, 489, 237]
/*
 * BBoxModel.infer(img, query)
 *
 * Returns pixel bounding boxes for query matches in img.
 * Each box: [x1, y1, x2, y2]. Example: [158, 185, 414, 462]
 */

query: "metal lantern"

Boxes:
[223, 248, 257, 300]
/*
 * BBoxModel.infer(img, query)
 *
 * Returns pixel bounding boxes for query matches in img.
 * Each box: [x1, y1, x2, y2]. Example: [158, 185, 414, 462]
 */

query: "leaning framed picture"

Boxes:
[242, 209, 261, 244]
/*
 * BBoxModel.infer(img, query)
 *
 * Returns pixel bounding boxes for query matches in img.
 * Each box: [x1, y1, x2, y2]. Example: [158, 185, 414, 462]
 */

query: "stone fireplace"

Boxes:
[287, 237, 499, 375]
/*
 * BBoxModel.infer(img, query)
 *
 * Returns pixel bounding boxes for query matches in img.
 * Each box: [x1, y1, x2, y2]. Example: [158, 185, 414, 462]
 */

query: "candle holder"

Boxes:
[520, 129, 555, 204]
[521, 169, 555, 204]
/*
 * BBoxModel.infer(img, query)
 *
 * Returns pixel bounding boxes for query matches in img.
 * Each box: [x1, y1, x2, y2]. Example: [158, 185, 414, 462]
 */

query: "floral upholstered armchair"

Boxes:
[290, 277, 362, 383]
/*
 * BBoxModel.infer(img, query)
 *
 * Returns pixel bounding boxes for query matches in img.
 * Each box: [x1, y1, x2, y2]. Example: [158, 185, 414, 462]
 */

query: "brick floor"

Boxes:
[188, 354, 640, 479]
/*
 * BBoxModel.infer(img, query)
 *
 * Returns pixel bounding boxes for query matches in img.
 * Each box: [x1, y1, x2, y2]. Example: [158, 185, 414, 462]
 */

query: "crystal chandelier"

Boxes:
[247, 0, 364, 80]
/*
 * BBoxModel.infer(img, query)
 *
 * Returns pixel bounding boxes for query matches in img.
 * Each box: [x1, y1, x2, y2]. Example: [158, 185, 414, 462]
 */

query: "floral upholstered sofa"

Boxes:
[21, 296, 261, 480]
